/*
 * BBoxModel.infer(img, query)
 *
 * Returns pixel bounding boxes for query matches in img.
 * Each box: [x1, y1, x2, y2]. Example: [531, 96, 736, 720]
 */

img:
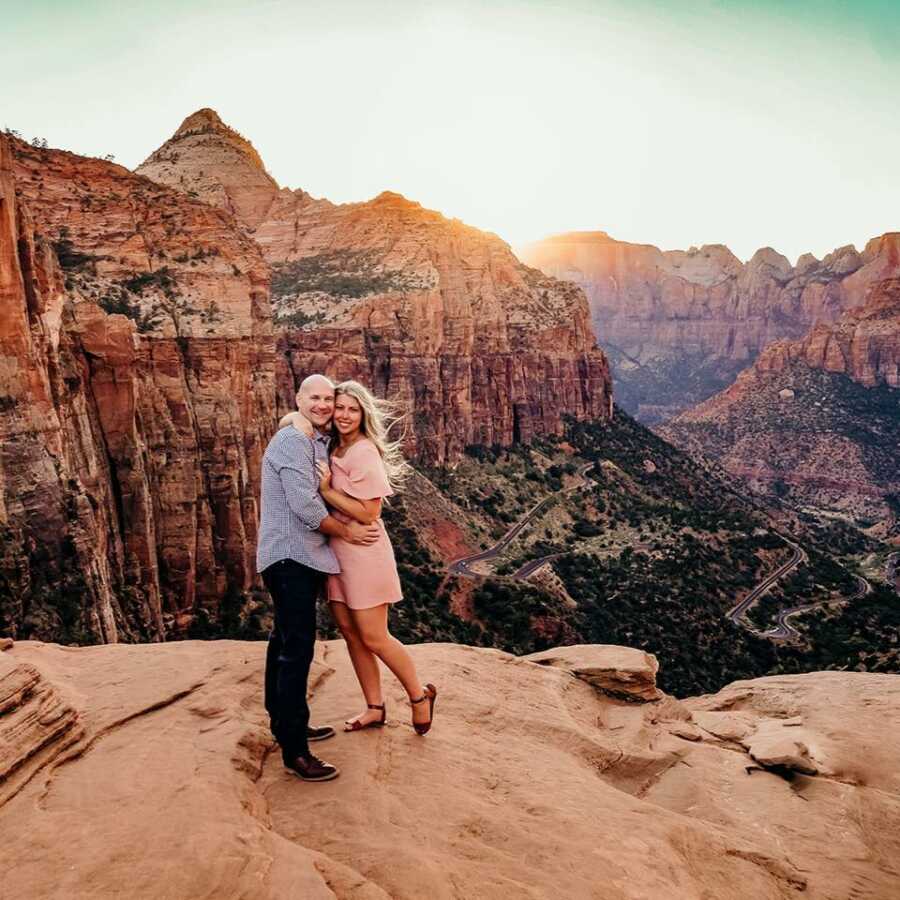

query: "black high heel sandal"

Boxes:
[345, 703, 386, 732]
[410, 684, 437, 735]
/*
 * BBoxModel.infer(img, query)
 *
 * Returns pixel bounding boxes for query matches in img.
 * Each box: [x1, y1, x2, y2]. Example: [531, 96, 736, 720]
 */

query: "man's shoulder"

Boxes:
[265, 426, 315, 460]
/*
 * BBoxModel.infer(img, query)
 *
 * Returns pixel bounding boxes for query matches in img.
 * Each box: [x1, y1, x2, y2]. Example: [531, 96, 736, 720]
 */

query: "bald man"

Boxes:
[257, 374, 380, 781]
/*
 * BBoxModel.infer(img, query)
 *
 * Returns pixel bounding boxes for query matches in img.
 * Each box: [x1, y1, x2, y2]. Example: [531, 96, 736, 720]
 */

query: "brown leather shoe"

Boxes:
[307, 724, 336, 742]
[284, 753, 340, 782]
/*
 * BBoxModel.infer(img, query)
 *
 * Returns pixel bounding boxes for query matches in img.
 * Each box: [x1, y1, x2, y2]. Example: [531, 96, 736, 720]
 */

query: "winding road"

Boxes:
[448, 463, 593, 577]
[886, 552, 900, 595]
[726, 537, 806, 631]
[448, 460, 875, 642]
[727, 536, 873, 641]
[761, 574, 871, 640]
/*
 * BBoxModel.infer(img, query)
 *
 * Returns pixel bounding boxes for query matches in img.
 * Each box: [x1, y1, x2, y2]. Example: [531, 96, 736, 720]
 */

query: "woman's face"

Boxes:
[333, 393, 363, 438]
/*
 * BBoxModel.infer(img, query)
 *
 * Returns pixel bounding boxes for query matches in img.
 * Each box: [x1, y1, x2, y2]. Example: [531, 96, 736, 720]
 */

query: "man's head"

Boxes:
[296, 374, 335, 430]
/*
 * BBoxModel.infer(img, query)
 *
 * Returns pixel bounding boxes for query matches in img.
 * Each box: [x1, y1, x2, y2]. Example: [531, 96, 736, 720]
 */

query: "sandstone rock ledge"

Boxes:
[1, 641, 899, 899]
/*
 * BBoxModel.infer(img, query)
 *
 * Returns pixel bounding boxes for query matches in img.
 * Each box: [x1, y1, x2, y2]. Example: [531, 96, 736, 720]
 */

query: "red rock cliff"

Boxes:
[660, 271, 900, 526]
[521, 230, 896, 366]
[1, 135, 276, 642]
[138, 110, 613, 462]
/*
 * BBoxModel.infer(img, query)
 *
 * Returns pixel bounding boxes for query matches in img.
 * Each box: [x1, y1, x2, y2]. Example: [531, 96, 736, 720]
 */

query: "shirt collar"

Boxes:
[312, 430, 330, 446]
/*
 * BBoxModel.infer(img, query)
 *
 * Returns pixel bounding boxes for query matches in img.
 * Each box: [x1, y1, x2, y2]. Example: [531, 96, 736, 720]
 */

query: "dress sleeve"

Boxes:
[344, 442, 394, 500]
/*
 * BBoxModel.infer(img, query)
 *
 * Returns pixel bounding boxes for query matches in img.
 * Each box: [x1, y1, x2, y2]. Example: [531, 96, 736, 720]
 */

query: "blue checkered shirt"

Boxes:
[256, 427, 340, 575]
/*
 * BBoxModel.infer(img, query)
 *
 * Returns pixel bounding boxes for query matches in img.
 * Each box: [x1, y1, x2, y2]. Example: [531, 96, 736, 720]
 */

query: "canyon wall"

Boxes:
[2, 110, 614, 641]
[1, 134, 275, 642]
[138, 110, 613, 462]
[661, 271, 900, 526]
[521, 230, 899, 421]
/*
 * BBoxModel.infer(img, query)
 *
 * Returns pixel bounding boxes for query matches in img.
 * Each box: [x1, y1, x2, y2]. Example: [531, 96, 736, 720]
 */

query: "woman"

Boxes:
[315, 380, 437, 735]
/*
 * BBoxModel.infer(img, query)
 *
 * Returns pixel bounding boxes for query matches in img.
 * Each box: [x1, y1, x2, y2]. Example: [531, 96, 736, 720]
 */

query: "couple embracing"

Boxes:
[256, 374, 437, 782]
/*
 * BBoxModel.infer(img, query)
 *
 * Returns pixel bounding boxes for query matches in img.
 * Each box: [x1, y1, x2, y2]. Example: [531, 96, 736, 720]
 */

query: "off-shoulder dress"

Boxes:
[325, 438, 403, 610]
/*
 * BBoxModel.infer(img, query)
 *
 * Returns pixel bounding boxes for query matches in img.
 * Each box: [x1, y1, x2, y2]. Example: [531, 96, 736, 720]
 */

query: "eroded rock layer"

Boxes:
[0, 135, 275, 642]
[2, 638, 898, 899]
[661, 277, 900, 526]
[138, 110, 613, 462]
[522, 230, 900, 421]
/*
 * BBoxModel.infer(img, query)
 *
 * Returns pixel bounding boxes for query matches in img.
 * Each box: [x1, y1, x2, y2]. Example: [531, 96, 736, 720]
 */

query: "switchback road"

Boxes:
[761, 574, 871, 640]
[726, 537, 806, 630]
[449, 463, 593, 578]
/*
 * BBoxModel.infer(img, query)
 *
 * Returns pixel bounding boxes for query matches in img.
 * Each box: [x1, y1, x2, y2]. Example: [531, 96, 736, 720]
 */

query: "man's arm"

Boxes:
[275, 436, 379, 544]
[318, 514, 380, 545]
[277, 463, 331, 531]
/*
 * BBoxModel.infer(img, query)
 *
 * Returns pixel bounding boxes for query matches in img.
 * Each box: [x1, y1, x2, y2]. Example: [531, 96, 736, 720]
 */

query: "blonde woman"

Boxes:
[313, 381, 437, 735]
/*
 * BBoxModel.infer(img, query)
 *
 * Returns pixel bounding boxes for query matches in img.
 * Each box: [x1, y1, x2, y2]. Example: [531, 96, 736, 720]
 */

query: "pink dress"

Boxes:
[326, 438, 403, 609]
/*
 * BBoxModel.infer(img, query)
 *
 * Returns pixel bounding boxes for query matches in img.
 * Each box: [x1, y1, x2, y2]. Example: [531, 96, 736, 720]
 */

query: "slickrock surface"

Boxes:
[0, 134, 275, 642]
[2, 639, 898, 899]
[661, 276, 900, 523]
[526, 643, 662, 701]
[521, 231, 900, 421]
[138, 110, 613, 462]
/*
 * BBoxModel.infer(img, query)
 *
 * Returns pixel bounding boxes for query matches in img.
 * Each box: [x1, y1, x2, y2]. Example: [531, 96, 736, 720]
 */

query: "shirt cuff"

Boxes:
[304, 510, 328, 532]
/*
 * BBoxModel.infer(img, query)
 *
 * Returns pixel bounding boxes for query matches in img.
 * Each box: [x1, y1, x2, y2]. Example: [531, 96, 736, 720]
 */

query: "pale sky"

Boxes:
[4, 0, 899, 263]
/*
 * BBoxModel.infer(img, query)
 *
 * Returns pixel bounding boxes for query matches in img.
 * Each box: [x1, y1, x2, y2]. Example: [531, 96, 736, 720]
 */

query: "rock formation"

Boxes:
[661, 274, 900, 525]
[521, 230, 900, 421]
[137, 110, 613, 462]
[2, 637, 899, 898]
[1, 134, 275, 642]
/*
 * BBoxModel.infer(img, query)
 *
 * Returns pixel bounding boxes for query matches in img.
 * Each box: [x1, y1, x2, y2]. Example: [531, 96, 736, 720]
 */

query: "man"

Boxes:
[257, 373, 379, 781]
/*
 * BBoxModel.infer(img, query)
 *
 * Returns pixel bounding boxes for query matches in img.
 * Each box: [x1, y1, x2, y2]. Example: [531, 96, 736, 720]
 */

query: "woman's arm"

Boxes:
[316, 461, 382, 525]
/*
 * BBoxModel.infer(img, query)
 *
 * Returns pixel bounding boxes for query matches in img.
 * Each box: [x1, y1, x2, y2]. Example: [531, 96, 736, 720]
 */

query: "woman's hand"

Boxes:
[316, 460, 332, 494]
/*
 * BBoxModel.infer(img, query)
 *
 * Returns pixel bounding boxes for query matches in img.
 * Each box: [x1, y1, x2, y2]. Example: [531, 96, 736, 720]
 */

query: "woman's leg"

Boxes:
[329, 601, 384, 727]
[351, 605, 430, 726]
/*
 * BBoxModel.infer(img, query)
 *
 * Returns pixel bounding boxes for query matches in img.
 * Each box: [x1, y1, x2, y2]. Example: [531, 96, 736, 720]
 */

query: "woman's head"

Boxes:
[332, 380, 409, 490]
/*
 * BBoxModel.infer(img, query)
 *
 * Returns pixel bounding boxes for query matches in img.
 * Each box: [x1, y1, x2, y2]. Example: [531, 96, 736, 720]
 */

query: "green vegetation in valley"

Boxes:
[424, 408, 898, 696]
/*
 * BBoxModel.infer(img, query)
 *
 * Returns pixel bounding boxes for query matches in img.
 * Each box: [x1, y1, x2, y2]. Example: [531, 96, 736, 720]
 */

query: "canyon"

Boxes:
[0, 110, 611, 643]
[522, 230, 900, 422]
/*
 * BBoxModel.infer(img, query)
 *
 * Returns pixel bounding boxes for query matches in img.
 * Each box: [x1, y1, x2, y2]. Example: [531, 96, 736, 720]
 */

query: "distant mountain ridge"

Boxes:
[522, 229, 900, 422]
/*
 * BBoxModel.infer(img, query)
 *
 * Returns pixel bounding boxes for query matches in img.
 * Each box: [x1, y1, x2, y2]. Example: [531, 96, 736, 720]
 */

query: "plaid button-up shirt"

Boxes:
[256, 426, 340, 575]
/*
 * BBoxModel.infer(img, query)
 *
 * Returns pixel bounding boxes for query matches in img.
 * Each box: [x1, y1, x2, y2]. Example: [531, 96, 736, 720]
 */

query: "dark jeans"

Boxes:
[262, 559, 325, 760]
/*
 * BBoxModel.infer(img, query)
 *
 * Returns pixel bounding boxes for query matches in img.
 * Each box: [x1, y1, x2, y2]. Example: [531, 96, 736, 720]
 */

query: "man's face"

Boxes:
[297, 378, 335, 429]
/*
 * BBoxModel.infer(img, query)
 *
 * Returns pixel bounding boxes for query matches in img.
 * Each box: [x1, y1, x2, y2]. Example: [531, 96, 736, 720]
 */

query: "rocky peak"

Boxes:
[662, 243, 743, 285]
[794, 252, 820, 275]
[174, 107, 226, 134]
[746, 246, 793, 279]
[136, 108, 278, 229]
[820, 244, 862, 276]
[862, 231, 900, 265]
[370, 189, 422, 209]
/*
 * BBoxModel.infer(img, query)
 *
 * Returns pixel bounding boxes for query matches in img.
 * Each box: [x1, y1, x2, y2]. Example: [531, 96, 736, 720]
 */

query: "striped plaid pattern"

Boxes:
[256, 426, 340, 575]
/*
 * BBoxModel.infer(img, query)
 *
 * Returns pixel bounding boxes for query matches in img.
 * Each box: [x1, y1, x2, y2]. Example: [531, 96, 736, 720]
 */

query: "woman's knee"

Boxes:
[359, 628, 391, 653]
[336, 622, 361, 645]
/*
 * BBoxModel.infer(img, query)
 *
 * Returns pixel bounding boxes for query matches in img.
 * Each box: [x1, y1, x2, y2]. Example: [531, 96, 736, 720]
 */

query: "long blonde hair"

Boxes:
[332, 381, 409, 491]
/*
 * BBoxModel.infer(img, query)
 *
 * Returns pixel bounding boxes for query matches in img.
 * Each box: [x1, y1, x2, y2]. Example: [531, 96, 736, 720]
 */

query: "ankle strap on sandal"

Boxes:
[367, 703, 385, 710]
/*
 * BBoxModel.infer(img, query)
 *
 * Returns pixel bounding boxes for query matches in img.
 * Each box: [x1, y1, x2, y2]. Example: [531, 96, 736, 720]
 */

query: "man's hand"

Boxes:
[344, 520, 380, 545]
[315, 460, 332, 493]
